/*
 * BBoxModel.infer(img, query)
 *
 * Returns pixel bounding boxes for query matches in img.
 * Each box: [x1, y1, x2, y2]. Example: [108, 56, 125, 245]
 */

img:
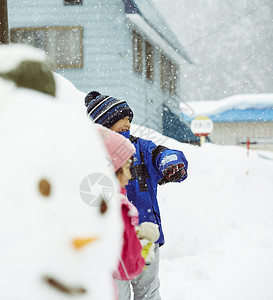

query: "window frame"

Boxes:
[132, 30, 143, 74]
[170, 61, 178, 95]
[10, 26, 83, 69]
[145, 41, 154, 82]
[160, 53, 167, 91]
[64, 0, 82, 5]
[160, 53, 178, 95]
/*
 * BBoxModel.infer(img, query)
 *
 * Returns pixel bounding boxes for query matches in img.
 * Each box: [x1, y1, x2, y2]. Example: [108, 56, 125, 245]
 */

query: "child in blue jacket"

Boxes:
[85, 91, 188, 300]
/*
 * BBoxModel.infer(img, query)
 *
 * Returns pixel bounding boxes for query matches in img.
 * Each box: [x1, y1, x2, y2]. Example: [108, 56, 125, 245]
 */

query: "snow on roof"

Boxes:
[127, 14, 182, 64]
[124, 0, 193, 64]
[181, 94, 273, 122]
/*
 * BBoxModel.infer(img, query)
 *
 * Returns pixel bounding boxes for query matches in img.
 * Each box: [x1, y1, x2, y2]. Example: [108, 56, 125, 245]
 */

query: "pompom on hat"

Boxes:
[85, 91, 133, 128]
[95, 124, 135, 172]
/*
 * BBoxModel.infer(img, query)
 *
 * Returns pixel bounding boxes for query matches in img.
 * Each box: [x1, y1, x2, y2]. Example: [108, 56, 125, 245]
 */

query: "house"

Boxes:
[182, 94, 273, 151]
[7, 0, 192, 135]
[162, 104, 207, 145]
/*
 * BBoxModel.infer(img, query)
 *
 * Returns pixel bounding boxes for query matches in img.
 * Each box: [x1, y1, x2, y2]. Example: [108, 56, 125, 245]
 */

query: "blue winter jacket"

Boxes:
[120, 130, 188, 246]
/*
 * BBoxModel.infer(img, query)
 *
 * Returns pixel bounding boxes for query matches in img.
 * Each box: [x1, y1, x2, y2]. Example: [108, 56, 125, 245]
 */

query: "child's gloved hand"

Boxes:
[158, 163, 186, 185]
[136, 222, 160, 243]
[136, 223, 159, 267]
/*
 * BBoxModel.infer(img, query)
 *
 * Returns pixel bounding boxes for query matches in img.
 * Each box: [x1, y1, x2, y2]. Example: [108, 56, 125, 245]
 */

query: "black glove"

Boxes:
[158, 163, 186, 185]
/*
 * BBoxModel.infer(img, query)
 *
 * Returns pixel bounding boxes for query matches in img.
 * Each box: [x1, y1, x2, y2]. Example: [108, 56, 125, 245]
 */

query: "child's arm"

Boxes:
[151, 144, 188, 184]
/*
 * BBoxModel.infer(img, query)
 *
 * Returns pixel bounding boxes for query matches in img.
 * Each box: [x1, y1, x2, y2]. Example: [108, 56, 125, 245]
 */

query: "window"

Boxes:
[132, 30, 142, 74]
[170, 61, 177, 94]
[131, 30, 179, 94]
[160, 54, 167, 91]
[64, 0, 82, 5]
[160, 53, 178, 94]
[145, 41, 154, 82]
[10, 26, 83, 69]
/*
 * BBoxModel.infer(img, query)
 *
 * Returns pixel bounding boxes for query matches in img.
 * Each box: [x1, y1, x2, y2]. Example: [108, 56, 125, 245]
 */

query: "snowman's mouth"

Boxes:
[43, 276, 87, 295]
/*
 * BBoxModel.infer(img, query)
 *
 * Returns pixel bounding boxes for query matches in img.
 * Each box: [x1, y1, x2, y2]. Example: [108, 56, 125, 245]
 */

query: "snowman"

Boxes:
[0, 45, 123, 299]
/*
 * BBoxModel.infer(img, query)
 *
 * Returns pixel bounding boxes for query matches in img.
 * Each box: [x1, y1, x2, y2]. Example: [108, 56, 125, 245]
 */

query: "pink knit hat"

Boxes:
[95, 124, 135, 171]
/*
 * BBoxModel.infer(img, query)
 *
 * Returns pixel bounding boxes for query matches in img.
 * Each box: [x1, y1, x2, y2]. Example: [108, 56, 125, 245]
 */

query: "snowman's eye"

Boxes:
[38, 179, 51, 197]
[100, 198, 107, 214]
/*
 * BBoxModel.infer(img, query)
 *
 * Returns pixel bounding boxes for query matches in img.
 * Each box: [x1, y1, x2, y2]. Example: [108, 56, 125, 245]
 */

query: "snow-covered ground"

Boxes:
[1, 48, 273, 299]
[135, 128, 273, 300]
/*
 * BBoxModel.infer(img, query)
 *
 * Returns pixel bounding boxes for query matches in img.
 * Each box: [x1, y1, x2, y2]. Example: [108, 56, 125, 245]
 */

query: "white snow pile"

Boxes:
[181, 93, 273, 118]
[132, 125, 273, 300]
[0, 45, 122, 300]
[0, 44, 47, 72]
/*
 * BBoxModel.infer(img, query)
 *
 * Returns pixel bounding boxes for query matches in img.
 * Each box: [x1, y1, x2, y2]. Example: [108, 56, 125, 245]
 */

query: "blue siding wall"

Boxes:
[7, 0, 179, 134]
[8, 0, 129, 97]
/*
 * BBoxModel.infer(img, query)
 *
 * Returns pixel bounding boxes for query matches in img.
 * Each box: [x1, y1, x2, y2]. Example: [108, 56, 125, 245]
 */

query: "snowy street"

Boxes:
[150, 137, 273, 300]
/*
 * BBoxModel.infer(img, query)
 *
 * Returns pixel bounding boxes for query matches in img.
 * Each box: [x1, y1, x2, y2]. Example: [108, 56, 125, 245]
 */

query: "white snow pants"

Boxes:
[115, 244, 161, 300]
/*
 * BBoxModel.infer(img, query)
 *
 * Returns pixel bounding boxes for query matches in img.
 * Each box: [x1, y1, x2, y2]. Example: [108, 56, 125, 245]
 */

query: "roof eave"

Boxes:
[127, 14, 193, 65]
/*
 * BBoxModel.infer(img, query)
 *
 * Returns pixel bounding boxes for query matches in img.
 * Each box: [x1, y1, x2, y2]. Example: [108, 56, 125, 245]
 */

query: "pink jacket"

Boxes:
[113, 188, 145, 281]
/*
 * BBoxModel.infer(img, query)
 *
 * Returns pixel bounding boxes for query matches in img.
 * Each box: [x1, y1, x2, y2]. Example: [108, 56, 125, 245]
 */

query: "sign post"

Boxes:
[191, 116, 213, 146]
[246, 138, 250, 157]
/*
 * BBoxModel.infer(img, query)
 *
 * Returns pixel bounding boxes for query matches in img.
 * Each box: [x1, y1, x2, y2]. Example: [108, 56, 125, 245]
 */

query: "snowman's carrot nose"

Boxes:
[73, 237, 99, 249]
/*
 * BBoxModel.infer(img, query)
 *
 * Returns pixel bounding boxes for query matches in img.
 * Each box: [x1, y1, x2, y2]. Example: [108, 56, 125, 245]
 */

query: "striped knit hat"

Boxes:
[85, 91, 133, 128]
